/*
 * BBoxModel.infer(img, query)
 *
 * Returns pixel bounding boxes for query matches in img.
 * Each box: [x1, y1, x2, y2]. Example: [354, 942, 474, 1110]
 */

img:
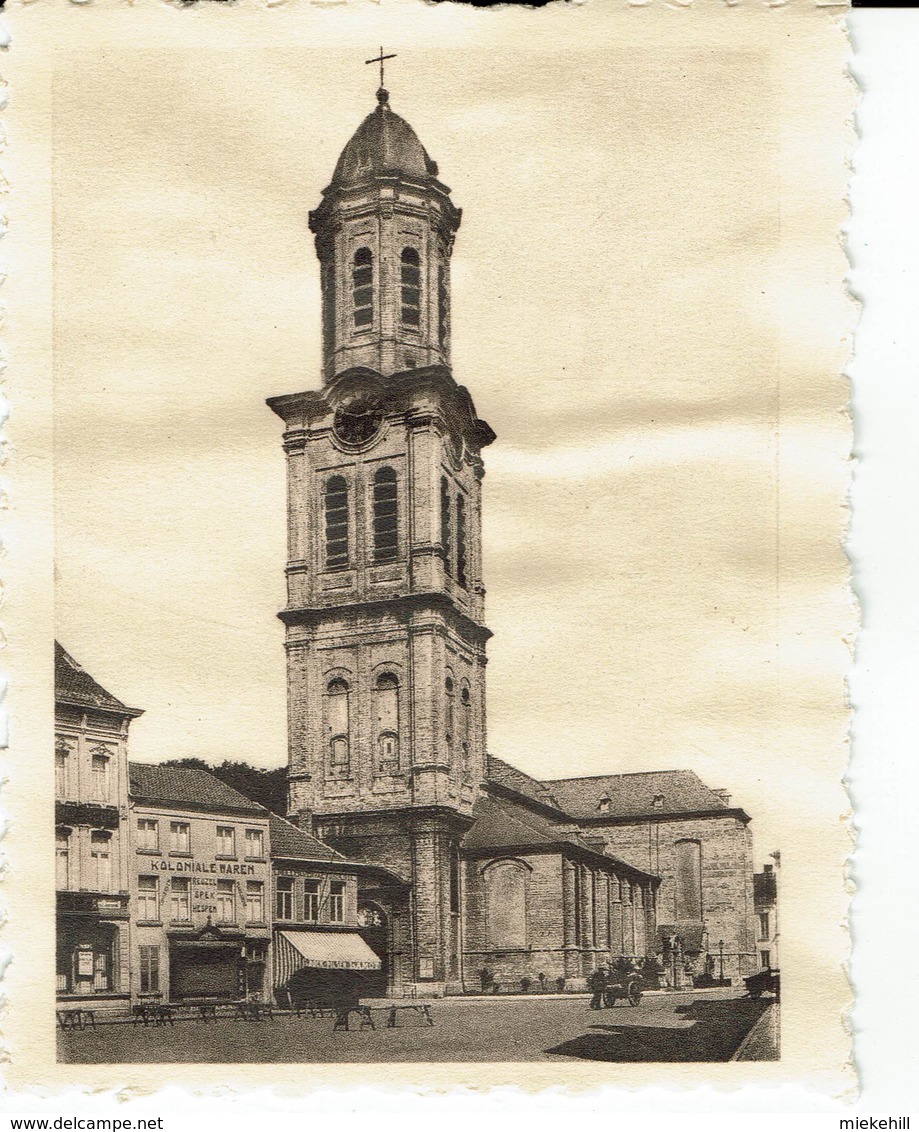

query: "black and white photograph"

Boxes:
[4, 0, 854, 1086]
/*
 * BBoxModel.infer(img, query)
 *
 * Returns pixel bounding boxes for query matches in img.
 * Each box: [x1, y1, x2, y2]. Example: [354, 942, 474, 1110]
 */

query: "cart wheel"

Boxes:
[627, 983, 642, 1007]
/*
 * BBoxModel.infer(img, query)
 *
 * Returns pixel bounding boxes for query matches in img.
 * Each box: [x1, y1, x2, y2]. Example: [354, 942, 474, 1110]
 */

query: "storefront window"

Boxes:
[90, 831, 112, 892]
[216, 879, 235, 923]
[139, 945, 160, 993]
[304, 880, 320, 922]
[329, 881, 345, 923]
[170, 877, 191, 922]
[58, 928, 117, 996]
[137, 876, 159, 921]
[245, 828, 264, 858]
[216, 826, 236, 857]
[92, 949, 110, 992]
[245, 881, 265, 923]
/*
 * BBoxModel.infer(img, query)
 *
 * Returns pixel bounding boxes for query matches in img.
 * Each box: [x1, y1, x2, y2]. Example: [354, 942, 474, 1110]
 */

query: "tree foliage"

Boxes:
[160, 758, 288, 815]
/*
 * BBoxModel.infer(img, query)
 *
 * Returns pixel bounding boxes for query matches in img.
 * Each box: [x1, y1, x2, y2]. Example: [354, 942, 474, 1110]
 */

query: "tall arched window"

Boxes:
[326, 678, 351, 777]
[460, 685, 471, 773]
[324, 476, 349, 569]
[374, 672, 400, 773]
[372, 467, 398, 562]
[455, 494, 467, 587]
[400, 247, 421, 327]
[352, 247, 373, 328]
[444, 676, 455, 763]
[674, 839, 703, 920]
[440, 477, 452, 575]
[483, 859, 529, 950]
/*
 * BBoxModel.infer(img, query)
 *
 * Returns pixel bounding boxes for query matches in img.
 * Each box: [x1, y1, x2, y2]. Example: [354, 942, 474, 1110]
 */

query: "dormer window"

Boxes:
[352, 247, 374, 328]
[400, 248, 421, 327]
[652, 793, 665, 810]
[598, 795, 611, 814]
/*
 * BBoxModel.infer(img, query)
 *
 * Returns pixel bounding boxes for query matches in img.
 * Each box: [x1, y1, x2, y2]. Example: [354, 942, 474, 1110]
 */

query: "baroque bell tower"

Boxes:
[267, 75, 494, 990]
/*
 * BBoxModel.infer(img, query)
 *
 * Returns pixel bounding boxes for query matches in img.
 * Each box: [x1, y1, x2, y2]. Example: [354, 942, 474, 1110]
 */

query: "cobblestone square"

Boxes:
[58, 991, 776, 1064]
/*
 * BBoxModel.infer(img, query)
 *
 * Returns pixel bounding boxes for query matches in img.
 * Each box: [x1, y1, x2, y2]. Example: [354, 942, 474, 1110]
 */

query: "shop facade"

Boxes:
[128, 763, 272, 1005]
[268, 813, 383, 1005]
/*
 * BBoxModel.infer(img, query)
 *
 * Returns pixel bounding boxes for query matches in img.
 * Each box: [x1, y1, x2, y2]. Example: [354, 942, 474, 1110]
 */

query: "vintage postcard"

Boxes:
[3, 0, 854, 1095]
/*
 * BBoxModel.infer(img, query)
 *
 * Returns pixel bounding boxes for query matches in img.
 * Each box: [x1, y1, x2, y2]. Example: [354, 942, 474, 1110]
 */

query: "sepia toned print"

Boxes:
[6, 0, 852, 1091]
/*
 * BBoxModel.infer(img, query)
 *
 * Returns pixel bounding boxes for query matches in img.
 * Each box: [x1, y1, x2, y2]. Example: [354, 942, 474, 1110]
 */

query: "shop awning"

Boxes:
[274, 930, 381, 984]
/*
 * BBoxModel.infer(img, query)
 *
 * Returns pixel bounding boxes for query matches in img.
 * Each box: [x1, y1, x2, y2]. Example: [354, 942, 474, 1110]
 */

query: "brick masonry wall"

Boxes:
[598, 815, 756, 977]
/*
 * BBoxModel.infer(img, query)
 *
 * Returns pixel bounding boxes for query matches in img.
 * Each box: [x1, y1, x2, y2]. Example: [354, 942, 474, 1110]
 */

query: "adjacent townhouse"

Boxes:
[55, 643, 142, 1015]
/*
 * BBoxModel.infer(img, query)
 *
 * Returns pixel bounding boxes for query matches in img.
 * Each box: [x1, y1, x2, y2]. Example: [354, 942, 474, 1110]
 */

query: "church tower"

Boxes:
[267, 78, 495, 991]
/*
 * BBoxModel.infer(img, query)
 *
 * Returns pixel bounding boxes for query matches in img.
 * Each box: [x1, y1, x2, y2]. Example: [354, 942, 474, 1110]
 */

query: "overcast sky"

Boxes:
[51, 7, 851, 865]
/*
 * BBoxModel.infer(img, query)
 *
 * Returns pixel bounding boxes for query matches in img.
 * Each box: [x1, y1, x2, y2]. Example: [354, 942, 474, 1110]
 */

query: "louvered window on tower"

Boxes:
[373, 467, 398, 562]
[324, 476, 349, 569]
[456, 494, 467, 587]
[401, 247, 421, 327]
[441, 476, 452, 574]
[352, 247, 374, 328]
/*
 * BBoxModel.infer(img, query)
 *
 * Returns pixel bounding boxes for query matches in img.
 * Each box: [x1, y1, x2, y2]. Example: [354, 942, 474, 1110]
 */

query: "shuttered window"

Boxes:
[456, 494, 467, 586]
[401, 248, 421, 327]
[441, 477, 452, 574]
[373, 467, 398, 562]
[324, 476, 349, 569]
[352, 247, 373, 327]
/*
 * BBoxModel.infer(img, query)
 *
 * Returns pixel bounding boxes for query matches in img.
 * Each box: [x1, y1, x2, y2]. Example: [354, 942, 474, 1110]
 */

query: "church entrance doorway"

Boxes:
[357, 904, 388, 998]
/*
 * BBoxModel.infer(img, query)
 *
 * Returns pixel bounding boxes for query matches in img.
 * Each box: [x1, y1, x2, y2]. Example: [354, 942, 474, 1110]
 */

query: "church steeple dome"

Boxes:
[309, 88, 461, 382]
[331, 88, 440, 188]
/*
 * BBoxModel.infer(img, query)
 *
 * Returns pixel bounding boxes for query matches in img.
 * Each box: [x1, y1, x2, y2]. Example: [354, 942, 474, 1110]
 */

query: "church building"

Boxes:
[267, 80, 758, 995]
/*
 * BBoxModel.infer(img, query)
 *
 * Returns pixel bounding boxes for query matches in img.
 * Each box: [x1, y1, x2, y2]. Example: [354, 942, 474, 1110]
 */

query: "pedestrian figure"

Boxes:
[588, 966, 607, 1010]
[603, 964, 616, 1008]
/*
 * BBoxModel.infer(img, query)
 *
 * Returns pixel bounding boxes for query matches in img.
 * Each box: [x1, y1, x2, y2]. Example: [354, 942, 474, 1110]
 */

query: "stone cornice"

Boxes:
[461, 839, 661, 884]
[266, 365, 495, 454]
[279, 591, 492, 646]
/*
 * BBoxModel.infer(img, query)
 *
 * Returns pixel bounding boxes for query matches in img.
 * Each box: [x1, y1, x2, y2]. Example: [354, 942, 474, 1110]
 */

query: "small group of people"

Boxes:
[588, 959, 639, 1010]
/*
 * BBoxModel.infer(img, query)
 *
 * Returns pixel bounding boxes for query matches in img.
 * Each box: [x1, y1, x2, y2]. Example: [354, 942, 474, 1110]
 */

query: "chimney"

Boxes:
[291, 808, 314, 831]
[763, 863, 773, 874]
[711, 788, 731, 806]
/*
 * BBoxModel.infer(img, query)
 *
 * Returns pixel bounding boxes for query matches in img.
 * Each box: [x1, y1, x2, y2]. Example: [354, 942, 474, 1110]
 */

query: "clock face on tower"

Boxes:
[333, 394, 385, 446]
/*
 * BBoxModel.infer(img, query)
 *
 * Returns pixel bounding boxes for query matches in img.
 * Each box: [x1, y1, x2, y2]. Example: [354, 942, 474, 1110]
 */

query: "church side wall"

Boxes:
[461, 853, 568, 990]
[597, 815, 756, 980]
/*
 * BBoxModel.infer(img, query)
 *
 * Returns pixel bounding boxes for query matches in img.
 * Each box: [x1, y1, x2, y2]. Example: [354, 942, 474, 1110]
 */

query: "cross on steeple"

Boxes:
[365, 47, 397, 92]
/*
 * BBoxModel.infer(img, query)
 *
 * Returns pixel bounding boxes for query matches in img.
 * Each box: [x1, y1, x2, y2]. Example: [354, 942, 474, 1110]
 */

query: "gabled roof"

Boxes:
[486, 755, 564, 813]
[269, 813, 347, 863]
[129, 762, 266, 816]
[462, 794, 658, 882]
[540, 769, 736, 821]
[463, 793, 559, 852]
[55, 641, 142, 717]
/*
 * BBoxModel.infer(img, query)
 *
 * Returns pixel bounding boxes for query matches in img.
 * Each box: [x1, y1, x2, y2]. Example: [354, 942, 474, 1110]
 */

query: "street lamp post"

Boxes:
[718, 939, 725, 983]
